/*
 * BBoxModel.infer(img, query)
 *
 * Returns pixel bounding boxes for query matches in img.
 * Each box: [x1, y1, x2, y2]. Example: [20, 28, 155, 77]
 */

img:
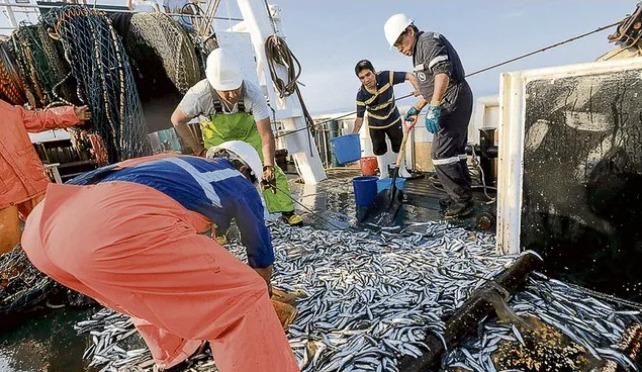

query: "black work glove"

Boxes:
[260, 165, 277, 194]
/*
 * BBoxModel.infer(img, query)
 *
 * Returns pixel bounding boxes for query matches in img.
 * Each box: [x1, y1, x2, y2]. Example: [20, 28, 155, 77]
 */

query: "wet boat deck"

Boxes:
[288, 167, 496, 232]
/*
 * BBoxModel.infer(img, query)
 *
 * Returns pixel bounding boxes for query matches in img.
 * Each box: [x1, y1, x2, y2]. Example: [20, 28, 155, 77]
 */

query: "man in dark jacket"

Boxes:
[384, 13, 474, 219]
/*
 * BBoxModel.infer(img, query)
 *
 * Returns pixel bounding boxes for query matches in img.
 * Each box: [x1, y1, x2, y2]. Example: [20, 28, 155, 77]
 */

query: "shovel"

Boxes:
[359, 122, 413, 227]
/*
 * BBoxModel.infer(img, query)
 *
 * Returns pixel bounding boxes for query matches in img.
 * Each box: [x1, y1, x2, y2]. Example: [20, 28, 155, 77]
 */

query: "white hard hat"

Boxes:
[205, 48, 243, 91]
[207, 140, 263, 183]
[384, 13, 414, 49]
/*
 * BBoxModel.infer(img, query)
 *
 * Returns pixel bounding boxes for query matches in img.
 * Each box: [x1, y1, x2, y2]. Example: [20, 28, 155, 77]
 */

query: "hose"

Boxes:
[264, 34, 300, 99]
[264, 34, 316, 152]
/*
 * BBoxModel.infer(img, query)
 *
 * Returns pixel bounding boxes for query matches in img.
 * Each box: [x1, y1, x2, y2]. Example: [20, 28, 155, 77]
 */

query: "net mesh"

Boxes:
[9, 26, 45, 108]
[0, 40, 27, 106]
[0, 245, 54, 317]
[127, 12, 202, 95]
[41, 5, 152, 164]
[9, 24, 77, 109]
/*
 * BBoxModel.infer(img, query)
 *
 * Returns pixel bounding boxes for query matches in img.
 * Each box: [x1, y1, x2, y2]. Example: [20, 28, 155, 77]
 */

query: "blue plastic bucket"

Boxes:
[377, 178, 406, 193]
[352, 176, 378, 207]
[330, 134, 361, 165]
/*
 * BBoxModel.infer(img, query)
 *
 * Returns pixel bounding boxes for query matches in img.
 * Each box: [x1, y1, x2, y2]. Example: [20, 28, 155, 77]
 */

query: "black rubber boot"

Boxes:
[443, 199, 474, 219]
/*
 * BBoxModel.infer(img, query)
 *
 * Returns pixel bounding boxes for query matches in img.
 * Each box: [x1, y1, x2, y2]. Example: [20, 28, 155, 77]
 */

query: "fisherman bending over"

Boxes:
[21, 141, 299, 372]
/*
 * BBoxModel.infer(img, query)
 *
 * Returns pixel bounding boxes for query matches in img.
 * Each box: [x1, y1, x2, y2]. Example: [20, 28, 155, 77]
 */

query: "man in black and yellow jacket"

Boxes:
[352, 59, 420, 180]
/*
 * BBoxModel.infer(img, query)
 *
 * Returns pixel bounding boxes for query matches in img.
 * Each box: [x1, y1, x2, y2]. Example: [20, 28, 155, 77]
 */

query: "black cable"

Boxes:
[466, 21, 621, 78]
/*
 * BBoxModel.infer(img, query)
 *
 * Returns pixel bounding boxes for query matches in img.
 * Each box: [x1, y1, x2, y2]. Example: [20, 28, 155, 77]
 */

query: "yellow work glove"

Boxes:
[253, 264, 273, 297]
[215, 235, 227, 245]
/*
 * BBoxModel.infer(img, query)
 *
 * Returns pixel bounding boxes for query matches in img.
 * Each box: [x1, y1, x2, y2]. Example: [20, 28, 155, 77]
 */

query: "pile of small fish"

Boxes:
[73, 218, 641, 372]
[446, 273, 642, 371]
[262, 221, 512, 372]
[74, 310, 152, 370]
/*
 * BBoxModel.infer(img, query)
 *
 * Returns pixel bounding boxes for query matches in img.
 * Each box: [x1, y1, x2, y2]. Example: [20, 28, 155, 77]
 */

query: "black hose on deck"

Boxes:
[398, 251, 544, 371]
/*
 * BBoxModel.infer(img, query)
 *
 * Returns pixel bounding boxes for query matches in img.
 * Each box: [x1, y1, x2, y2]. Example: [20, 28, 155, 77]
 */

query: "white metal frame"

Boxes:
[496, 57, 642, 255]
[235, 0, 326, 185]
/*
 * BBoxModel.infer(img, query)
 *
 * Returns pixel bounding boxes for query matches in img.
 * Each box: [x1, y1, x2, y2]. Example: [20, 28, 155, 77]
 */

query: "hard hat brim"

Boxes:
[208, 78, 243, 92]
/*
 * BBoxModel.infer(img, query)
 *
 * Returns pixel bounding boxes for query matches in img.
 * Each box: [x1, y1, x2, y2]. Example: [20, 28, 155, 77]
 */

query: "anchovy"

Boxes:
[72, 215, 641, 371]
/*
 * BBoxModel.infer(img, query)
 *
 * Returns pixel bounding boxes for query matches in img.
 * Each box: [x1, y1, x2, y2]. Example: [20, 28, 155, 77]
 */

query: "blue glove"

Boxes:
[404, 106, 420, 122]
[424, 105, 441, 134]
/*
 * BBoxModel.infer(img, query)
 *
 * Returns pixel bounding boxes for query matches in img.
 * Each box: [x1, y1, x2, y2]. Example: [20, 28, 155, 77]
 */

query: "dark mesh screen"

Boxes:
[520, 69, 642, 302]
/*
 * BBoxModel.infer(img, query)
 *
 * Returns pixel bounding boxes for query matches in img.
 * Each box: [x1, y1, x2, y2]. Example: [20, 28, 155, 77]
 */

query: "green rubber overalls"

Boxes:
[200, 97, 295, 214]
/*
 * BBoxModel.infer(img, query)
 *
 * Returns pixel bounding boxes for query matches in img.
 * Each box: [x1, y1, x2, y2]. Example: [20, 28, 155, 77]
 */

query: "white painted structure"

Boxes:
[233, 1, 326, 184]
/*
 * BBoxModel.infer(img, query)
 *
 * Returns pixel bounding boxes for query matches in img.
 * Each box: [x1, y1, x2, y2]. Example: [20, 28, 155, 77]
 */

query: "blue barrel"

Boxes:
[352, 176, 378, 207]
[377, 178, 406, 193]
[330, 134, 361, 165]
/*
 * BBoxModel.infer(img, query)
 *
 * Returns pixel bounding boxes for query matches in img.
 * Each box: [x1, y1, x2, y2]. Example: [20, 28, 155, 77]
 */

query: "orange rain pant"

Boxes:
[21, 181, 299, 372]
[0, 194, 45, 254]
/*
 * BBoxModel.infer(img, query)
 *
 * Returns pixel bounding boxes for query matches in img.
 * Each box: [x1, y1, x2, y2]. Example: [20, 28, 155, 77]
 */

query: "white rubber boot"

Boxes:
[376, 155, 389, 180]
[391, 153, 412, 178]
[398, 157, 412, 178]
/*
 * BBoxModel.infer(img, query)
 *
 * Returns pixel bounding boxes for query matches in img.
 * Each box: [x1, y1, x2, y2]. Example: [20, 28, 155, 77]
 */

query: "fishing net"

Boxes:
[0, 40, 27, 106]
[9, 26, 44, 108]
[0, 245, 54, 317]
[9, 24, 77, 108]
[1, 244, 98, 320]
[126, 12, 202, 95]
[41, 5, 152, 164]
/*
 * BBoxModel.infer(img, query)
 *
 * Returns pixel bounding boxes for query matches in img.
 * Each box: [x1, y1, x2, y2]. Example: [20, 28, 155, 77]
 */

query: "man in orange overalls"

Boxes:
[0, 99, 91, 254]
[21, 141, 299, 372]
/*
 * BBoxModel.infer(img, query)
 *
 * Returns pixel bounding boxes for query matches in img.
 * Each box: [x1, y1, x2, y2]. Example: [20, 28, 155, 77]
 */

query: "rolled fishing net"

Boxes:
[9, 24, 76, 108]
[9, 26, 45, 108]
[41, 5, 152, 164]
[0, 40, 27, 106]
[127, 12, 202, 95]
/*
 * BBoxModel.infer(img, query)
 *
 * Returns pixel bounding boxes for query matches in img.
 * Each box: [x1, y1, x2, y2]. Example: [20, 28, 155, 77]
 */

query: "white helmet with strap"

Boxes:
[384, 13, 414, 49]
[206, 141, 263, 183]
[205, 48, 243, 91]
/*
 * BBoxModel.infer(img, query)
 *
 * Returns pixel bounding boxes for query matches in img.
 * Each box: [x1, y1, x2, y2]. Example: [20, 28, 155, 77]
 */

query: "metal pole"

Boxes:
[1, 0, 18, 29]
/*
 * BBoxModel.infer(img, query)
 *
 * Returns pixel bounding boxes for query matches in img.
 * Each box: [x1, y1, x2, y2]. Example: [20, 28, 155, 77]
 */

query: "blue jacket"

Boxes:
[67, 155, 274, 268]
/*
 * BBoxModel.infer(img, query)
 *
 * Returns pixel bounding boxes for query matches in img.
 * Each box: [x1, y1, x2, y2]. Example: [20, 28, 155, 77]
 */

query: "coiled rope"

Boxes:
[264, 34, 301, 99]
[264, 34, 317, 147]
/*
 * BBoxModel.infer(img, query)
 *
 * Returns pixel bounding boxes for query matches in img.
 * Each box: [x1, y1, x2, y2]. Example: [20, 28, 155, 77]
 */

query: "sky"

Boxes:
[0, 0, 637, 115]
[227, 0, 637, 115]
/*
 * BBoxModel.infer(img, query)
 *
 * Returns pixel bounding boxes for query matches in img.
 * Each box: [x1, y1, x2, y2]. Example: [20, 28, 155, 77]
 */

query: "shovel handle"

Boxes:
[394, 124, 413, 169]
